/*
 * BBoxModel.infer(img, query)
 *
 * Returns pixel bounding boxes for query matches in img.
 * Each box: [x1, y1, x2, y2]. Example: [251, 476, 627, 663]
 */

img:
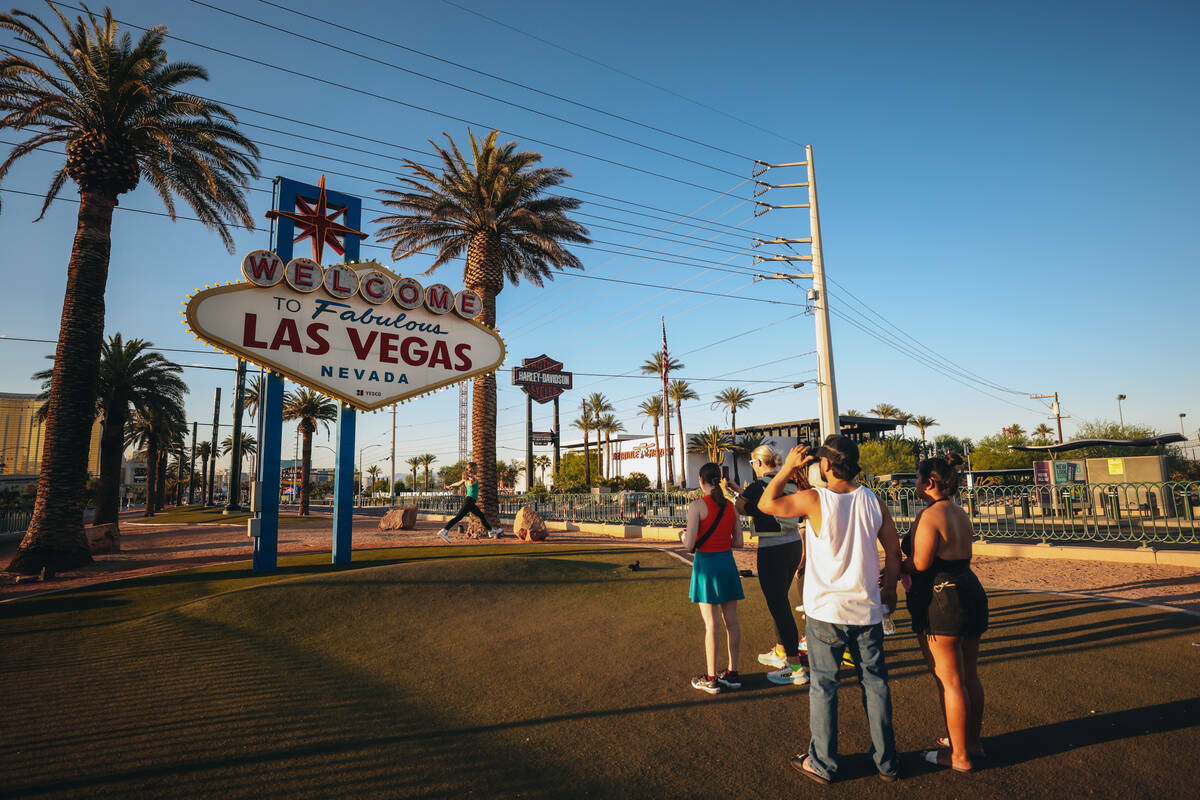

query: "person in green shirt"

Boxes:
[437, 461, 501, 542]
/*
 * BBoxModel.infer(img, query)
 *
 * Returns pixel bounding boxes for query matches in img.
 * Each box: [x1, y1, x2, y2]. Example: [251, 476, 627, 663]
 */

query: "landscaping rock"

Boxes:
[85, 523, 120, 554]
[379, 506, 417, 531]
[514, 507, 548, 541]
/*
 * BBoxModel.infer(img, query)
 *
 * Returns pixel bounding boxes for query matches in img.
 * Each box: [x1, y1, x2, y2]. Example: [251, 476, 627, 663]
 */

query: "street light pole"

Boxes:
[1117, 394, 1127, 429]
[1181, 413, 1188, 436]
[359, 443, 382, 504]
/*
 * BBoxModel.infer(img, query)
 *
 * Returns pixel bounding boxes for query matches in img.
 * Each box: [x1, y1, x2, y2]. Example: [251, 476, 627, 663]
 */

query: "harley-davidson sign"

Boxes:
[184, 251, 506, 411]
[512, 354, 572, 404]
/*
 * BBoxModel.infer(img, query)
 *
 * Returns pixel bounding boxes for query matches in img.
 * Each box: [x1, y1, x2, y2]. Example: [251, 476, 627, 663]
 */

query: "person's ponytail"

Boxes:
[698, 462, 725, 508]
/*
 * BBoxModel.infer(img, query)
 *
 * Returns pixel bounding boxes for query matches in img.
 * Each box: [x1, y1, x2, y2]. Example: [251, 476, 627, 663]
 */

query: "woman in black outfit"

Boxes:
[900, 452, 988, 772]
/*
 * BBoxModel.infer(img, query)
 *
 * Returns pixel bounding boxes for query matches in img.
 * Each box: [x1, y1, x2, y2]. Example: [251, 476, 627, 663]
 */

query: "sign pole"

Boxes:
[553, 397, 560, 478]
[254, 371, 284, 573]
[526, 394, 534, 492]
[332, 403, 355, 564]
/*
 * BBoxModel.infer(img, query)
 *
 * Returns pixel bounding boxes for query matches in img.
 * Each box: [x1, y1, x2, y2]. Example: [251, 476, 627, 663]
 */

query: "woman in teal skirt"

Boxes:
[682, 462, 744, 694]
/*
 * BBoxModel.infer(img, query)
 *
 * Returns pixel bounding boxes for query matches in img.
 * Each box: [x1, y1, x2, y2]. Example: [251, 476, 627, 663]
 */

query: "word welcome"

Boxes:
[241, 250, 482, 320]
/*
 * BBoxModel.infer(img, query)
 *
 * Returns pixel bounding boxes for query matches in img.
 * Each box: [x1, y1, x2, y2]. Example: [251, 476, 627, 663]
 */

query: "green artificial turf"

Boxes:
[1, 546, 1197, 798]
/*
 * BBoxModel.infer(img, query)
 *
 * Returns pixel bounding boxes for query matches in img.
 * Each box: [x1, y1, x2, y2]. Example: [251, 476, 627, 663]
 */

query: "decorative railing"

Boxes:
[398, 481, 1200, 546]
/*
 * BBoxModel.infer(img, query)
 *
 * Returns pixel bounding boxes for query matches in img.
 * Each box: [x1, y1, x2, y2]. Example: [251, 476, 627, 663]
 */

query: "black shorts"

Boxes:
[908, 569, 989, 638]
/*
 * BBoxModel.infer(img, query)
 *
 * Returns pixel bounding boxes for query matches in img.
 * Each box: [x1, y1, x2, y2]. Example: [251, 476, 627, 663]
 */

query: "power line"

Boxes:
[54, 3, 746, 196]
[438, 0, 805, 148]
[219, 0, 757, 161]
[0, 186, 797, 308]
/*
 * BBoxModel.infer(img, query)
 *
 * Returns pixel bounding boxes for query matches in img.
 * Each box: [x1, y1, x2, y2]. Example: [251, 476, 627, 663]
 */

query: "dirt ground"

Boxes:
[2, 510, 1198, 613]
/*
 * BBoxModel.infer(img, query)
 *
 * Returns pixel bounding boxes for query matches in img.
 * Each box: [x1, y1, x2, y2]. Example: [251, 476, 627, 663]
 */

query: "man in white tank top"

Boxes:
[759, 435, 902, 784]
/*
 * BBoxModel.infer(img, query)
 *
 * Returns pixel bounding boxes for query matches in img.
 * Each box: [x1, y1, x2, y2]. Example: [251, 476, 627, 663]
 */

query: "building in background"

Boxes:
[0, 392, 102, 480]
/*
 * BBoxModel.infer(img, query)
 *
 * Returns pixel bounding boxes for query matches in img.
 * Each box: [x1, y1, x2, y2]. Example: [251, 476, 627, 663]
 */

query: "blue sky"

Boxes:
[1, 0, 1197, 475]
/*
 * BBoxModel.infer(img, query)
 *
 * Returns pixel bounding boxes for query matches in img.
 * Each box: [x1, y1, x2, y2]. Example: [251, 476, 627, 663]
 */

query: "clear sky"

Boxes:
[1, 0, 1197, 476]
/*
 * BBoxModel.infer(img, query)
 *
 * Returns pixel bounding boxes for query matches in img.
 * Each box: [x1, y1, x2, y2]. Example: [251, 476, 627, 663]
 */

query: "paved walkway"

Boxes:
[3, 509, 1199, 612]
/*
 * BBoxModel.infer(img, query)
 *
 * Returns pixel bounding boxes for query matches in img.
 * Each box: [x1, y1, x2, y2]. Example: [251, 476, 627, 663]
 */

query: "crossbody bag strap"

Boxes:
[690, 500, 727, 553]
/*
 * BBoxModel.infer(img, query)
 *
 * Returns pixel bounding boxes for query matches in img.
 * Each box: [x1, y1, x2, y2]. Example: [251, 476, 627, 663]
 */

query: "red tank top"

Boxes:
[696, 495, 736, 552]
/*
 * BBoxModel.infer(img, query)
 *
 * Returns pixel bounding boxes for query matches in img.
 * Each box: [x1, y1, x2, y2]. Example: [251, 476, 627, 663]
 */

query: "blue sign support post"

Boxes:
[253, 175, 365, 572]
[332, 404, 356, 564]
[253, 370, 284, 573]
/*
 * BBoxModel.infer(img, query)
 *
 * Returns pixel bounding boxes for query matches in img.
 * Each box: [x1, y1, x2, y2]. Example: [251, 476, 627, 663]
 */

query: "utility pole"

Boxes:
[1030, 392, 1068, 443]
[208, 388, 221, 505]
[660, 318, 675, 487]
[227, 359, 247, 511]
[751, 145, 839, 441]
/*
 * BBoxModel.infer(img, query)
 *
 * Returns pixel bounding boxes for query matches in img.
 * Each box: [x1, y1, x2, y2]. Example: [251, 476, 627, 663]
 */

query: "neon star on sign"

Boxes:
[264, 174, 367, 264]
[184, 254, 505, 411]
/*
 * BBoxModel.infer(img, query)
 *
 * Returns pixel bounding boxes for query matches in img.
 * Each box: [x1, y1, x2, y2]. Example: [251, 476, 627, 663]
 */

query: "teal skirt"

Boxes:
[689, 550, 744, 605]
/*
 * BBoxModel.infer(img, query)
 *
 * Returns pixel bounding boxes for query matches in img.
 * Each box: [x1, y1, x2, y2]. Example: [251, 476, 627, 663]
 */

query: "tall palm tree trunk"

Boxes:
[143, 436, 159, 518]
[730, 412, 740, 483]
[676, 403, 687, 487]
[8, 193, 116, 573]
[299, 427, 313, 515]
[155, 451, 168, 511]
[583, 430, 591, 487]
[653, 420, 662, 490]
[465, 233, 501, 526]
[93, 399, 127, 525]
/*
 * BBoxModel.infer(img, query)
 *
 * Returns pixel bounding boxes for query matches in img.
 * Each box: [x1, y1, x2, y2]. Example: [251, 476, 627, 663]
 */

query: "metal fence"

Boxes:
[1, 510, 32, 534]
[401, 480, 1200, 547]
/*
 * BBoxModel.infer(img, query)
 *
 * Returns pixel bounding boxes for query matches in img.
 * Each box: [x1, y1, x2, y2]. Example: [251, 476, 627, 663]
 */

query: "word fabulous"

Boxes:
[241, 250, 482, 320]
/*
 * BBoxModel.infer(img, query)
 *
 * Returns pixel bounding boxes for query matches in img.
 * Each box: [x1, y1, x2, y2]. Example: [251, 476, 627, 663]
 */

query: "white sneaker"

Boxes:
[767, 665, 810, 686]
[758, 647, 787, 669]
[489, 528, 502, 538]
[436, 529, 451, 544]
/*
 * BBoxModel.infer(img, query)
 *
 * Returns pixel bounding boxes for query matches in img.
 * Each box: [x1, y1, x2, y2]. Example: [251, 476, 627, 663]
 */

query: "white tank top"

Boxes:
[802, 486, 884, 626]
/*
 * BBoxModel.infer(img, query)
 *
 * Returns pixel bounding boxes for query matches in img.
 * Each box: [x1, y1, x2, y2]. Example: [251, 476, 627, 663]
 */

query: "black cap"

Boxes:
[815, 434, 859, 467]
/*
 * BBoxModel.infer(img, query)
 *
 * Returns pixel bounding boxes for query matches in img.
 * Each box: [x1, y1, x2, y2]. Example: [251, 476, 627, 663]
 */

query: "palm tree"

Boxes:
[1032, 423, 1055, 443]
[125, 399, 185, 516]
[894, 410, 913, 438]
[869, 403, 900, 420]
[845, 408, 863, 417]
[911, 415, 938, 442]
[241, 374, 263, 421]
[281, 388, 337, 515]
[637, 395, 666, 490]
[736, 432, 774, 464]
[374, 129, 589, 530]
[533, 454, 552, 486]
[220, 432, 257, 502]
[31, 334, 186, 525]
[417, 453, 438, 491]
[598, 413, 624, 480]
[640, 352, 684, 485]
[1, 5, 260, 574]
[194, 441, 212, 505]
[406, 456, 421, 492]
[688, 425, 734, 465]
[585, 393, 613, 477]
[712, 387, 754, 482]
[669, 379, 699, 487]
[366, 464, 381, 496]
[572, 406, 595, 487]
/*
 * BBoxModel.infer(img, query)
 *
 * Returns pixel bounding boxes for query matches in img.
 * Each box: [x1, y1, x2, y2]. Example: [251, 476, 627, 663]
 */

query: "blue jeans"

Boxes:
[805, 618, 899, 779]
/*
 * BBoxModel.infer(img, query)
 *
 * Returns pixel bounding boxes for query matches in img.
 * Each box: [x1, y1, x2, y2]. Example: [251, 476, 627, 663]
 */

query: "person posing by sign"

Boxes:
[682, 462, 745, 695]
[721, 445, 810, 687]
[437, 462, 501, 542]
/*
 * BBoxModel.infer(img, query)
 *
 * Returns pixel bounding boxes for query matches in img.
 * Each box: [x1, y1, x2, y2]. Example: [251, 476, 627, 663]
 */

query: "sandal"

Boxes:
[922, 749, 973, 773]
[790, 754, 831, 784]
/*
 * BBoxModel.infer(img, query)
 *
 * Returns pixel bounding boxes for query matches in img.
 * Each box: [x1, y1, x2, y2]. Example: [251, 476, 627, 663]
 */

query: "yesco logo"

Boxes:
[240, 250, 481, 320]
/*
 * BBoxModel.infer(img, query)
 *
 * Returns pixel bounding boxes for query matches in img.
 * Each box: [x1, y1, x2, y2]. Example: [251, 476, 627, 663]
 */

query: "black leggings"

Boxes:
[446, 497, 491, 529]
[756, 539, 804, 657]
